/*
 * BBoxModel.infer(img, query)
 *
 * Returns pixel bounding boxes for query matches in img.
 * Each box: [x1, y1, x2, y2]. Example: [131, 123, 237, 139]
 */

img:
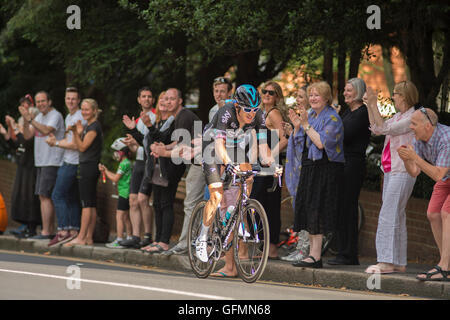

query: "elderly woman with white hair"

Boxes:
[328, 78, 371, 266]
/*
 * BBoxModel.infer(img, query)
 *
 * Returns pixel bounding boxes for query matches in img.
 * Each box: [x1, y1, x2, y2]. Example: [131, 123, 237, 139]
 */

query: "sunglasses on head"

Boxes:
[261, 89, 276, 96]
[419, 107, 434, 125]
[214, 77, 230, 84]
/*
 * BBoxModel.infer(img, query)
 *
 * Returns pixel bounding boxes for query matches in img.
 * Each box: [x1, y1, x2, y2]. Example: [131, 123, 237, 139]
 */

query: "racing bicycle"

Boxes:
[187, 167, 273, 283]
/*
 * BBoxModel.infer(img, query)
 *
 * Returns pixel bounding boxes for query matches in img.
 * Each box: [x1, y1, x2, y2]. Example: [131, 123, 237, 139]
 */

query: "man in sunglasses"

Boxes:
[197, 84, 281, 277]
[398, 108, 450, 282]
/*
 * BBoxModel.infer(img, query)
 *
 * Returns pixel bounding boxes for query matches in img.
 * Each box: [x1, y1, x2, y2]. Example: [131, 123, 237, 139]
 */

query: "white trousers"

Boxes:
[375, 172, 416, 266]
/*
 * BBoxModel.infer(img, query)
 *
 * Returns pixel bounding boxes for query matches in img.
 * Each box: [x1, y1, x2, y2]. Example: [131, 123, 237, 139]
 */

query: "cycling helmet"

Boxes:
[111, 137, 127, 151]
[234, 84, 261, 108]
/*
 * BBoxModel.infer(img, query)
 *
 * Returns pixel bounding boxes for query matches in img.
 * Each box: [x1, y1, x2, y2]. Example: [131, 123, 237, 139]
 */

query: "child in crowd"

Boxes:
[99, 138, 133, 248]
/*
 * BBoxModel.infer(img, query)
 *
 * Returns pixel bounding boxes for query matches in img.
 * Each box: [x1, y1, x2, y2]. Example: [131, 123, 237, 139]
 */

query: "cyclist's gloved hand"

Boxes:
[274, 164, 283, 177]
[268, 163, 283, 177]
[225, 163, 240, 175]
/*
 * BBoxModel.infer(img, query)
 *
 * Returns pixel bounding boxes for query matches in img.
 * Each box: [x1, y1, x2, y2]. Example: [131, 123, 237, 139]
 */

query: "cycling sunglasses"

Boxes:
[261, 89, 276, 96]
[236, 103, 258, 113]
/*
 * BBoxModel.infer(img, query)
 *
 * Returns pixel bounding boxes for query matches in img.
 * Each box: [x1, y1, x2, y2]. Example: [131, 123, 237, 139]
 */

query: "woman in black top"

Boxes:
[0, 95, 41, 237]
[328, 78, 370, 266]
[65, 98, 103, 246]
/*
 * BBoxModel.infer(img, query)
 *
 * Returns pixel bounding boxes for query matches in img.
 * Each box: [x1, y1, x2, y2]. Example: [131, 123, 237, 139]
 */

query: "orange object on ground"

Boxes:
[0, 193, 7, 232]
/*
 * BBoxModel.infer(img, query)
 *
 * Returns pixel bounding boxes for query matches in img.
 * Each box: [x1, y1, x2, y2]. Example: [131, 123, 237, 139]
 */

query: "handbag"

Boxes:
[151, 162, 169, 187]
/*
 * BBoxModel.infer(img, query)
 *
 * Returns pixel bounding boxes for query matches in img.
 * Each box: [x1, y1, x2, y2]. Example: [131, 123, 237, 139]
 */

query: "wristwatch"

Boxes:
[55, 141, 59, 147]
[304, 124, 311, 132]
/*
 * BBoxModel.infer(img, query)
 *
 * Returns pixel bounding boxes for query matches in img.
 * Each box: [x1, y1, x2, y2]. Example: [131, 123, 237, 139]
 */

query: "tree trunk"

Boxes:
[348, 47, 361, 79]
[337, 44, 346, 108]
[323, 48, 334, 89]
[382, 47, 395, 96]
[235, 51, 261, 87]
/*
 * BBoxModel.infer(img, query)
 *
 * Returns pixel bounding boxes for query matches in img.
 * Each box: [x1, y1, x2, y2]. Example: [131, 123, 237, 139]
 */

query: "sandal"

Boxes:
[144, 243, 168, 254]
[140, 243, 157, 252]
[416, 265, 450, 282]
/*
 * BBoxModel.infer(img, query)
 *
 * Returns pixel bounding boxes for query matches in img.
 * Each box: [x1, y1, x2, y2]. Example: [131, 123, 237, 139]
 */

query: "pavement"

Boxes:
[0, 234, 449, 300]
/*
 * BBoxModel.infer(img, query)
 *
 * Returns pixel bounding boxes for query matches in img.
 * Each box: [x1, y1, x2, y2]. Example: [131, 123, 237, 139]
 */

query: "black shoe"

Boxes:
[292, 256, 323, 269]
[327, 257, 360, 266]
[119, 236, 141, 249]
[15, 228, 37, 239]
[140, 233, 153, 247]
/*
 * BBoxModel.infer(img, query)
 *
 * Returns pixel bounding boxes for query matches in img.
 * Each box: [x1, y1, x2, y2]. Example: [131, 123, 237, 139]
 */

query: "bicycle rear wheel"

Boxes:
[233, 199, 269, 283]
[187, 200, 217, 278]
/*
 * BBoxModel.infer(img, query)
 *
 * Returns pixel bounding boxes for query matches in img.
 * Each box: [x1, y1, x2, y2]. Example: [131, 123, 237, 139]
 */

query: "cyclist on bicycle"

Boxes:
[196, 84, 282, 268]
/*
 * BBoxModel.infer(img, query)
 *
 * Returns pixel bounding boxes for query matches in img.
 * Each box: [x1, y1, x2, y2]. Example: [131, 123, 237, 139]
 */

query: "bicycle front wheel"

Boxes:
[233, 199, 269, 283]
[187, 200, 217, 278]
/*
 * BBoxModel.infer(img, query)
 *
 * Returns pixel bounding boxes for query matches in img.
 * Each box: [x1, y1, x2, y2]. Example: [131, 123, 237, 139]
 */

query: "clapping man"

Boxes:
[398, 108, 450, 282]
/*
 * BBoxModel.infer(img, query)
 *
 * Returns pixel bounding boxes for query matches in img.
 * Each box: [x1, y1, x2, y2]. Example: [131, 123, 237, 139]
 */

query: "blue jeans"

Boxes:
[51, 163, 81, 231]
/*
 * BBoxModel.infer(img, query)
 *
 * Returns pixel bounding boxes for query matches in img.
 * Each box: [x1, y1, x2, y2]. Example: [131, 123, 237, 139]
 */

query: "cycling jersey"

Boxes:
[202, 103, 267, 164]
[202, 103, 268, 185]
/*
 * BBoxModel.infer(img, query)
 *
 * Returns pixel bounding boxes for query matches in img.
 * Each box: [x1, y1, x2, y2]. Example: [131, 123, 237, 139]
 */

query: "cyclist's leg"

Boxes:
[195, 163, 222, 262]
[202, 163, 223, 227]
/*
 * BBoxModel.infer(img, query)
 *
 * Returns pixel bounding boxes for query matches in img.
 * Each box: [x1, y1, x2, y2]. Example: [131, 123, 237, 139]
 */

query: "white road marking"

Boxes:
[0, 268, 233, 300]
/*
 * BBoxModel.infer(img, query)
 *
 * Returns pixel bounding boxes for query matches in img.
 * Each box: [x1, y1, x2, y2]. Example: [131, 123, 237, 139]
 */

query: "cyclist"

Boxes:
[196, 84, 282, 274]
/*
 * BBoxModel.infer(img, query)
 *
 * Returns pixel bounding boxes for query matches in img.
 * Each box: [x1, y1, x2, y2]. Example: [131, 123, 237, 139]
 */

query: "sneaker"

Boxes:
[162, 244, 187, 256]
[119, 235, 141, 249]
[139, 233, 153, 247]
[195, 238, 209, 262]
[8, 224, 27, 236]
[105, 239, 125, 249]
[280, 250, 305, 262]
[15, 228, 37, 239]
[48, 233, 74, 247]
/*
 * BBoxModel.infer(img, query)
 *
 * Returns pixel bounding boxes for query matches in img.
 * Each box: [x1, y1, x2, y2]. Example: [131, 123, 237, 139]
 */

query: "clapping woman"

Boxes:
[65, 99, 103, 246]
[290, 81, 345, 269]
[0, 95, 41, 238]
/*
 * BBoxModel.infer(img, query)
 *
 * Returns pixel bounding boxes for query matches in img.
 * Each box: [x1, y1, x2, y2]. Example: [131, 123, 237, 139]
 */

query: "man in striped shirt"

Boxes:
[398, 107, 450, 282]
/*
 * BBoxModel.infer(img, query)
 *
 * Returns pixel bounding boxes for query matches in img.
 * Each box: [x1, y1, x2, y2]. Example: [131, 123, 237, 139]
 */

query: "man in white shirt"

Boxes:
[46, 87, 86, 246]
[208, 76, 233, 122]
[20, 91, 65, 239]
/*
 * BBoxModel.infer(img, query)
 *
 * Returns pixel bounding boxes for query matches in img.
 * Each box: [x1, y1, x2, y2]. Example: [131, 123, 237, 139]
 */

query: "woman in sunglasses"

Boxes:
[249, 81, 287, 259]
[365, 80, 419, 274]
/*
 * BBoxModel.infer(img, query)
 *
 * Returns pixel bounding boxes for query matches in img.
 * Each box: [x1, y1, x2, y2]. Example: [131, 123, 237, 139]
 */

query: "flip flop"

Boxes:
[365, 264, 396, 274]
[144, 243, 168, 254]
[140, 243, 157, 252]
[210, 271, 237, 278]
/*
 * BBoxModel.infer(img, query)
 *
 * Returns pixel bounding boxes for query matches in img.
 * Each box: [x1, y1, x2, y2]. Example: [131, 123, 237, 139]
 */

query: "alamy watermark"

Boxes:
[366, 5, 381, 30]
[366, 272, 381, 290]
[66, 265, 81, 290]
[66, 5, 81, 30]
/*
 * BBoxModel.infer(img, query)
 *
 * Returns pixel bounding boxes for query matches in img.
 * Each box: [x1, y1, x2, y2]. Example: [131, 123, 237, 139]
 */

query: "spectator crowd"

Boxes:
[1, 76, 449, 282]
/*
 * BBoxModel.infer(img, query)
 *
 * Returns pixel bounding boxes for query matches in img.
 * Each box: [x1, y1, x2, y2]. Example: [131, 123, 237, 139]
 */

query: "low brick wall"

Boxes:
[0, 159, 439, 262]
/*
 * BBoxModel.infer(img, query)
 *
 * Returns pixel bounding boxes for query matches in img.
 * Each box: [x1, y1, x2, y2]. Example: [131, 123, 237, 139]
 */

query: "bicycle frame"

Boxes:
[216, 170, 255, 253]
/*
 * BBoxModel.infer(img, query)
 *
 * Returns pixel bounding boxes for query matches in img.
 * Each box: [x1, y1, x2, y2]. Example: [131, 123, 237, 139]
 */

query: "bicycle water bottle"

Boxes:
[222, 205, 235, 227]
